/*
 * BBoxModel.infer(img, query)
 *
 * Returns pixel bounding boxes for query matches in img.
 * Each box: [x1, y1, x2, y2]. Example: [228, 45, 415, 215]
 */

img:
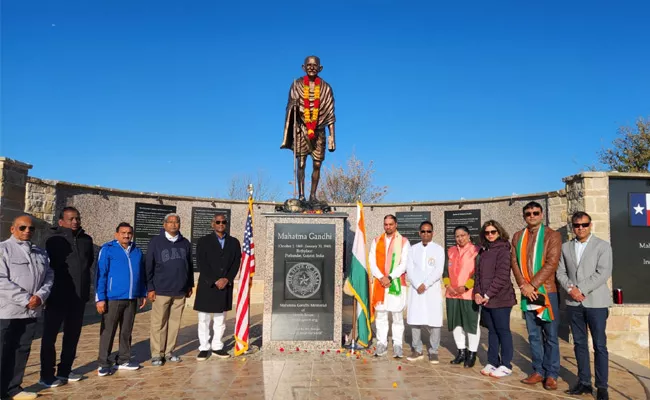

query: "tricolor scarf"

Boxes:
[371, 232, 407, 312]
[515, 225, 554, 322]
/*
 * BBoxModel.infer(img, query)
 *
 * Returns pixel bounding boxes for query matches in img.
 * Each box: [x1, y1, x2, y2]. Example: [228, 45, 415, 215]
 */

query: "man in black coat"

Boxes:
[194, 213, 241, 360]
[40, 207, 95, 387]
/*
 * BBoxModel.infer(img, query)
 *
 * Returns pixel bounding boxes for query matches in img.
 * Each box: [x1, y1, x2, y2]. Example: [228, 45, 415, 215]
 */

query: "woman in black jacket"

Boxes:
[474, 220, 516, 379]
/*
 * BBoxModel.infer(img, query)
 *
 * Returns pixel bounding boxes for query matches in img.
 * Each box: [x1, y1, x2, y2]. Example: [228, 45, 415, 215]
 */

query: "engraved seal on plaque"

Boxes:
[285, 262, 322, 299]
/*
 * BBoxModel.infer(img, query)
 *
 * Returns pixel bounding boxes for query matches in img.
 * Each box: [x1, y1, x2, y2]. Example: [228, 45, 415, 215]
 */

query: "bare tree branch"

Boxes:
[225, 171, 281, 201]
[317, 152, 388, 203]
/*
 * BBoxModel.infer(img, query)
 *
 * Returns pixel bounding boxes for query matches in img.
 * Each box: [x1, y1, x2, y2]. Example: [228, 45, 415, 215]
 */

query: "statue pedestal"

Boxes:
[261, 212, 348, 350]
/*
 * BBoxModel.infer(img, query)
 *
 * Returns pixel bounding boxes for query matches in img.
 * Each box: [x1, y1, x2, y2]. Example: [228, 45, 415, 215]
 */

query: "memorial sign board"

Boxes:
[271, 223, 335, 341]
[190, 207, 231, 271]
[609, 178, 650, 303]
[444, 209, 481, 249]
[396, 211, 431, 244]
[133, 203, 177, 256]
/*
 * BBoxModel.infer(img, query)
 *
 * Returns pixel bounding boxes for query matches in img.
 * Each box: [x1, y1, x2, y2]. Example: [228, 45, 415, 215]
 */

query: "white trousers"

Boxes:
[375, 309, 404, 347]
[197, 311, 227, 351]
[452, 316, 481, 352]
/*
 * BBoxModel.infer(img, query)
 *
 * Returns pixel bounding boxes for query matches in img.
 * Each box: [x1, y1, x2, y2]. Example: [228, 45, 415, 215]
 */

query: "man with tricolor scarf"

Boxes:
[369, 215, 411, 358]
[511, 201, 562, 391]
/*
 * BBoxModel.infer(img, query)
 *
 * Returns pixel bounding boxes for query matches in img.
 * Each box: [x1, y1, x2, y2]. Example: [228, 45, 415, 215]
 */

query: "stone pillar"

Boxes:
[563, 172, 610, 240]
[0, 157, 33, 240]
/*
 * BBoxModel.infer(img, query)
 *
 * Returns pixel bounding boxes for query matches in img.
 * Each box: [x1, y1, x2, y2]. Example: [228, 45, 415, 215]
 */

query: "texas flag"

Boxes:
[630, 193, 650, 226]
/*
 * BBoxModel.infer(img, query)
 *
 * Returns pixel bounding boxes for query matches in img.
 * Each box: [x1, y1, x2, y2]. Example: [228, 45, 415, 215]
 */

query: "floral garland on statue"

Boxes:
[303, 76, 321, 140]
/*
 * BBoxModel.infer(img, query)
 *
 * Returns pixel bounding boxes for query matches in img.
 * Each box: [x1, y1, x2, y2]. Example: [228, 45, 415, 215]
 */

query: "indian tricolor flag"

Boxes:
[344, 201, 372, 347]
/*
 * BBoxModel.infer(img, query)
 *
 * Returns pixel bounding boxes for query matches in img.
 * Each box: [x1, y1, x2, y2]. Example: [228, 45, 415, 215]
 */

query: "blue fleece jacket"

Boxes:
[96, 240, 146, 302]
[145, 231, 194, 296]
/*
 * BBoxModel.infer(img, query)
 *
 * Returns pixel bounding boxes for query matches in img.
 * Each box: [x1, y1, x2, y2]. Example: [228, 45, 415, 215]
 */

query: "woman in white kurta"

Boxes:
[405, 222, 445, 363]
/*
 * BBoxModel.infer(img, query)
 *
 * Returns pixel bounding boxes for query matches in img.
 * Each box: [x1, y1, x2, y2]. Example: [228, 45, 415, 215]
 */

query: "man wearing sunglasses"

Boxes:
[511, 201, 562, 390]
[556, 212, 612, 400]
[405, 221, 445, 364]
[193, 213, 241, 360]
[1, 215, 54, 400]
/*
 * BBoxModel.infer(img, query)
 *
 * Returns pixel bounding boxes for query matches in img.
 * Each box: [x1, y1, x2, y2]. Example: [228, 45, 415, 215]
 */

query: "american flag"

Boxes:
[234, 201, 255, 356]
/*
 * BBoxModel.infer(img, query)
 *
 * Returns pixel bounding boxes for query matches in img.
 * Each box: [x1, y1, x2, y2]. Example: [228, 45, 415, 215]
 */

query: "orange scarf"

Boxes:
[371, 233, 407, 318]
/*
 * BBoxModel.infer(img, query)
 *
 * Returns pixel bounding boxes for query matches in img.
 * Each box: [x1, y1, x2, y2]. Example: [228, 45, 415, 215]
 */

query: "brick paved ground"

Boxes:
[18, 304, 647, 399]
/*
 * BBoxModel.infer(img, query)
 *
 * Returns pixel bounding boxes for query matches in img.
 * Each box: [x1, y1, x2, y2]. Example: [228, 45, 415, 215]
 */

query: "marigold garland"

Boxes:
[303, 76, 321, 140]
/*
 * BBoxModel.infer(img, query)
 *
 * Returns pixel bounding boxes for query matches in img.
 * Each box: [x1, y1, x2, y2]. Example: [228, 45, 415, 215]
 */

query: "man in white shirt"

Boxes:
[369, 215, 410, 358]
[405, 221, 445, 364]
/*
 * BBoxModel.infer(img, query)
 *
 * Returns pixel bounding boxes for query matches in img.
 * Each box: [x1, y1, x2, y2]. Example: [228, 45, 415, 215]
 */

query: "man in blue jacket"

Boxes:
[95, 222, 147, 376]
[145, 213, 194, 366]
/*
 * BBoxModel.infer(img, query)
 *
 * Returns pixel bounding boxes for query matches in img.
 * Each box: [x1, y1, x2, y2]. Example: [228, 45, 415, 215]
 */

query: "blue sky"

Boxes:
[1, 0, 649, 202]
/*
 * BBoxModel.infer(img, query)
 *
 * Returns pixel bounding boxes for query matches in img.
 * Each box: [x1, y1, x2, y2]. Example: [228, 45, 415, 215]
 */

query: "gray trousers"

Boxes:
[411, 325, 441, 354]
[98, 299, 137, 368]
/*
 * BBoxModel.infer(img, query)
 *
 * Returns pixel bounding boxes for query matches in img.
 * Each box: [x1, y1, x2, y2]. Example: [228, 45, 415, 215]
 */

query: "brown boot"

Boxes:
[521, 372, 544, 385]
[543, 377, 558, 390]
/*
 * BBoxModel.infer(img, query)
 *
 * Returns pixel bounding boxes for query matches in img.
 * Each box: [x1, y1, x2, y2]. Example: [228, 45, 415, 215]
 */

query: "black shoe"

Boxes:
[196, 351, 211, 361]
[596, 388, 609, 400]
[565, 383, 593, 395]
[212, 349, 230, 359]
[450, 349, 466, 365]
[464, 351, 477, 368]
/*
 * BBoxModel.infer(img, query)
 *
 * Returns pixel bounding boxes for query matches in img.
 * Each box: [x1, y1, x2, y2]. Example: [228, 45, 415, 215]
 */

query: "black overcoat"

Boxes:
[193, 233, 242, 313]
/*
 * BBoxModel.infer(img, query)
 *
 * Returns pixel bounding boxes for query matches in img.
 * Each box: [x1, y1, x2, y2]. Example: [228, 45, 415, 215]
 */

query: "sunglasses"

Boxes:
[18, 226, 35, 232]
[420, 230, 432, 233]
[214, 221, 228, 225]
[572, 222, 590, 229]
[524, 211, 541, 217]
[484, 229, 498, 235]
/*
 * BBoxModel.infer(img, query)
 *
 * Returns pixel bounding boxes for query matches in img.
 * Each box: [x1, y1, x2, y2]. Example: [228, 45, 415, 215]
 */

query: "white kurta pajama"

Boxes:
[406, 241, 445, 354]
[369, 235, 411, 347]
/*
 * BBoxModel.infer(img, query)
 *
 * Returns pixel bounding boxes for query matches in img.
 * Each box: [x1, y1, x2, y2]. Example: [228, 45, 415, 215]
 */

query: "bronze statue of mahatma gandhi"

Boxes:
[281, 56, 336, 209]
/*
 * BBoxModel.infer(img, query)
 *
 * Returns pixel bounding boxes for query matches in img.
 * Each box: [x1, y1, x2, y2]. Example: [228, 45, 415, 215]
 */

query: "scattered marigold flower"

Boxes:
[392, 382, 398, 388]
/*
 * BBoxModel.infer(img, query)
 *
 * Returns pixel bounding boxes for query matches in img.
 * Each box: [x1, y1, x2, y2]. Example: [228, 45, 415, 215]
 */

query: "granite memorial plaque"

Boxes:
[444, 209, 481, 249]
[191, 207, 231, 271]
[396, 211, 431, 244]
[134, 203, 177, 255]
[271, 223, 335, 341]
[609, 178, 650, 303]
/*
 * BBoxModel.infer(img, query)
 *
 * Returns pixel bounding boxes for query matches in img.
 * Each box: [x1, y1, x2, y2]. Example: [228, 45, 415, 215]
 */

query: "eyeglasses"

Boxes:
[524, 211, 541, 217]
[420, 230, 432, 233]
[214, 221, 228, 225]
[572, 222, 590, 228]
[484, 229, 498, 236]
[18, 226, 35, 232]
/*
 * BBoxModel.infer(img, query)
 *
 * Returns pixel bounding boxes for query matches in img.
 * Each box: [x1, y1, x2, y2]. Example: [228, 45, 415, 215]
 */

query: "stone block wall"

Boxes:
[0, 157, 32, 240]
[25, 177, 58, 225]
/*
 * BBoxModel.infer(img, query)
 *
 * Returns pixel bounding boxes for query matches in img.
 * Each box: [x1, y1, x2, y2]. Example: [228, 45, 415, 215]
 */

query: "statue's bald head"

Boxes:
[11, 215, 35, 241]
[304, 55, 321, 66]
[302, 56, 323, 78]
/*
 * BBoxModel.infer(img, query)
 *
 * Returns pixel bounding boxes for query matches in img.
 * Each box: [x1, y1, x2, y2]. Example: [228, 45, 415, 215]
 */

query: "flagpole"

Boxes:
[350, 296, 358, 350]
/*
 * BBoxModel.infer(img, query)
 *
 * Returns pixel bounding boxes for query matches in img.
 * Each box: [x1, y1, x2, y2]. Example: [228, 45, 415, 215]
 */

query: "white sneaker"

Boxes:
[480, 364, 497, 376]
[489, 365, 513, 378]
